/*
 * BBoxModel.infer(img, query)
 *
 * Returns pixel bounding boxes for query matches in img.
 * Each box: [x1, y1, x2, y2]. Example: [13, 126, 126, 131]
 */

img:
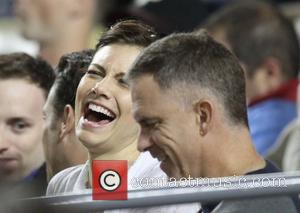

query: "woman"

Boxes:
[47, 19, 159, 192]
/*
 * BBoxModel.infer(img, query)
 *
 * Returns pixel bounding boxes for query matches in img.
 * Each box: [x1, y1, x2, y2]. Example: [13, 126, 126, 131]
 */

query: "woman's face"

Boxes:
[75, 44, 142, 153]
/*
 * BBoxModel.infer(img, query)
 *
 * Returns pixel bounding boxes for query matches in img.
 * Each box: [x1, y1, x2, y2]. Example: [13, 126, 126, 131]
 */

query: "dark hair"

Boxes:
[128, 31, 248, 126]
[52, 49, 94, 117]
[0, 52, 55, 97]
[96, 20, 159, 50]
[204, 1, 299, 79]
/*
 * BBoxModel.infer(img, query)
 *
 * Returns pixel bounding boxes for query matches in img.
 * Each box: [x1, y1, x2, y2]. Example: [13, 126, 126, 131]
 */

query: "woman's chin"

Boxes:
[76, 119, 116, 148]
[77, 131, 111, 149]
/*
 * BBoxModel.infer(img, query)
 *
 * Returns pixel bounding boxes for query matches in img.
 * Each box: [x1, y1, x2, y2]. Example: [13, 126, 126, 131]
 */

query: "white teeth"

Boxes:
[88, 103, 114, 118]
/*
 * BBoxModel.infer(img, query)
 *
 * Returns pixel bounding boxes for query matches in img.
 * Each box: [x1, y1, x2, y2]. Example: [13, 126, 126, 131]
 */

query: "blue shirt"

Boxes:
[248, 99, 297, 156]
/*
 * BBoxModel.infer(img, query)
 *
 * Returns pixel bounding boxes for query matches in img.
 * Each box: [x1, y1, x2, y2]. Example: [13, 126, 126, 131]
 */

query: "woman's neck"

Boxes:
[87, 140, 140, 188]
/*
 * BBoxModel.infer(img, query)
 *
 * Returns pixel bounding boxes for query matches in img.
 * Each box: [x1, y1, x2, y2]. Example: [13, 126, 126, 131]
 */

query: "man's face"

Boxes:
[43, 83, 88, 181]
[0, 79, 45, 183]
[42, 84, 60, 179]
[14, 0, 67, 41]
[245, 68, 282, 102]
[75, 44, 141, 153]
[131, 75, 202, 178]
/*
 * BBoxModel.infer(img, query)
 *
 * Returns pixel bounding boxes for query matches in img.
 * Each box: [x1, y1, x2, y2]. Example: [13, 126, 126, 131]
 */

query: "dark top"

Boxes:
[200, 161, 300, 213]
[4, 164, 48, 199]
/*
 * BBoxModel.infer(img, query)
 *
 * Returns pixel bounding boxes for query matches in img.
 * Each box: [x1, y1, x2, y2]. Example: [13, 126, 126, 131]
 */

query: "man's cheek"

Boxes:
[153, 132, 176, 155]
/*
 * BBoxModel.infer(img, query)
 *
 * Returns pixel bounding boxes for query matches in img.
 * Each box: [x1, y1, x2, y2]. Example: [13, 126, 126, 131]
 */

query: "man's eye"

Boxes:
[118, 78, 129, 87]
[12, 121, 29, 133]
[143, 122, 157, 129]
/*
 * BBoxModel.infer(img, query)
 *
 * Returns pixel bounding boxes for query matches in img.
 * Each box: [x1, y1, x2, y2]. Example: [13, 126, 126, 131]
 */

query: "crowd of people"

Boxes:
[1, 1, 300, 212]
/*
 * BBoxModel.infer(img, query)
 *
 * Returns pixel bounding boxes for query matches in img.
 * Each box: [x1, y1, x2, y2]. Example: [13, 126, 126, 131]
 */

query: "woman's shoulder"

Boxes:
[46, 163, 87, 196]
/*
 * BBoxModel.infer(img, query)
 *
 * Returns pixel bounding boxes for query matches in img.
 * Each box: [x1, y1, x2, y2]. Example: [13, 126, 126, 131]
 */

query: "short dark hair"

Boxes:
[128, 31, 248, 126]
[0, 52, 55, 98]
[96, 20, 159, 50]
[52, 49, 94, 118]
[204, 1, 299, 79]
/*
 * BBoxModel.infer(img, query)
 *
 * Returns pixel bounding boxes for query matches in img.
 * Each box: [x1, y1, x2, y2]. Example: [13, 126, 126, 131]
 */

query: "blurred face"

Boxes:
[245, 67, 283, 102]
[14, 0, 68, 41]
[42, 84, 60, 178]
[0, 79, 45, 183]
[209, 30, 282, 102]
[132, 76, 202, 179]
[43, 83, 88, 180]
[245, 71, 266, 102]
[75, 44, 141, 153]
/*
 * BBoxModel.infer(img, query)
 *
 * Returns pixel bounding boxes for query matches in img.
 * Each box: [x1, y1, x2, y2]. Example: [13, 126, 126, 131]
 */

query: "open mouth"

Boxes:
[84, 102, 116, 125]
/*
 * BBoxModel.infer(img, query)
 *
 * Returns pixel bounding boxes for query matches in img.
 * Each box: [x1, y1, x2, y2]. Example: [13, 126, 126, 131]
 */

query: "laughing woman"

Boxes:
[46, 20, 158, 193]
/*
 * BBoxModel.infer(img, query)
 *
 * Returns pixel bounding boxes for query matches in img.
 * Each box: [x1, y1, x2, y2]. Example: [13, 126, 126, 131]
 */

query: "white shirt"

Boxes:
[47, 152, 200, 212]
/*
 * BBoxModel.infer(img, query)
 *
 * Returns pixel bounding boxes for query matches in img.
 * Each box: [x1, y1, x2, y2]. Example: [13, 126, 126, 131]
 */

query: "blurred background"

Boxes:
[1, 0, 300, 66]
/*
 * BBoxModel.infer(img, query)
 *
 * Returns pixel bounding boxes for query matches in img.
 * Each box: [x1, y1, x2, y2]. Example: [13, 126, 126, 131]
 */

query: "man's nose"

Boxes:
[137, 131, 153, 152]
[0, 129, 9, 152]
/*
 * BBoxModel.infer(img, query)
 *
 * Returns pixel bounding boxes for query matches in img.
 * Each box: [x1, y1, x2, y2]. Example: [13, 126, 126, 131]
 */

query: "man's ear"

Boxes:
[59, 105, 75, 139]
[193, 100, 212, 136]
[263, 57, 282, 77]
[261, 57, 283, 88]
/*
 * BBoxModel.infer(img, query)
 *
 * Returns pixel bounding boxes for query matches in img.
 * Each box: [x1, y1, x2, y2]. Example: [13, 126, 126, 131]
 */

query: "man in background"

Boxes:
[43, 49, 93, 181]
[14, 0, 99, 66]
[204, 1, 299, 156]
[0, 53, 55, 197]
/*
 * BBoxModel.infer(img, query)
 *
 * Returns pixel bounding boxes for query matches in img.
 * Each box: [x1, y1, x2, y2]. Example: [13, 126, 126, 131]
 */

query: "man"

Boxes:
[0, 53, 55, 197]
[43, 50, 94, 181]
[127, 31, 299, 212]
[203, 1, 299, 156]
[14, 0, 99, 66]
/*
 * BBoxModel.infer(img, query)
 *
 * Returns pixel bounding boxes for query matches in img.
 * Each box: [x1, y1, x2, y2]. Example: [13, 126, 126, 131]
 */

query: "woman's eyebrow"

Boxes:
[90, 64, 106, 73]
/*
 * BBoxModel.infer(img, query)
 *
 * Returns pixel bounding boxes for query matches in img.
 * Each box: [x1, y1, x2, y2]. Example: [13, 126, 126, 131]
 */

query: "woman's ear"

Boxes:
[59, 105, 75, 139]
[193, 100, 212, 136]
